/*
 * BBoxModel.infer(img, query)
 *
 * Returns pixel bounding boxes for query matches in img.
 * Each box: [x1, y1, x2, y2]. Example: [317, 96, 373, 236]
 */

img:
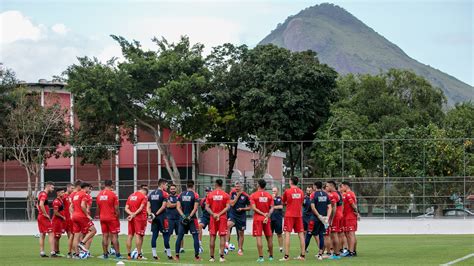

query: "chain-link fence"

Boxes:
[1, 138, 473, 221]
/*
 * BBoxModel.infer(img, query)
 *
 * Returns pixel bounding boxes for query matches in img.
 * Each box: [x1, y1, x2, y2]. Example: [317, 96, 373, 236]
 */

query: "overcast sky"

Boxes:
[1, 0, 472, 85]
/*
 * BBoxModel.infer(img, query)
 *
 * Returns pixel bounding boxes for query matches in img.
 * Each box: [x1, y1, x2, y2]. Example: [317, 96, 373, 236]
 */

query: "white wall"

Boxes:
[1, 218, 473, 236]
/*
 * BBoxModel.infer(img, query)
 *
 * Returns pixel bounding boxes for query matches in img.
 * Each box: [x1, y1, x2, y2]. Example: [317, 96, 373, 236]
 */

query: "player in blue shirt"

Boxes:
[147, 179, 172, 260]
[166, 184, 184, 253]
[303, 186, 313, 235]
[271, 186, 284, 253]
[174, 180, 201, 262]
[305, 181, 331, 260]
[226, 181, 250, 255]
[198, 186, 211, 253]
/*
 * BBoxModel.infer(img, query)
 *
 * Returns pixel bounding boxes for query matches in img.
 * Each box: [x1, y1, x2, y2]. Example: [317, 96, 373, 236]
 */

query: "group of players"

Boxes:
[35, 176, 359, 262]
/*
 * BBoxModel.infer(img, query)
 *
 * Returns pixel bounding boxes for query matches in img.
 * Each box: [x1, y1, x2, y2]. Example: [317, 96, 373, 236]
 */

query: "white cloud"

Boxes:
[0, 11, 43, 44]
[51, 23, 69, 35]
[0, 11, 100, 82]
[96, 44, 123, 63]
[123, 16, 242, 53]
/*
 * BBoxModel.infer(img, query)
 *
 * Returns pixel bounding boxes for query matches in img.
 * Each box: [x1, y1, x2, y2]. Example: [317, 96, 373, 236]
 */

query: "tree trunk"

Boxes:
[25, 169, 34, 221]
[225, 143, 238, 191]
[96, 166, 102, 189]
[157, 142, 181, 187]
[32, 166, 40, 221]
[367, 205, 373, 217]
[254, 143, 274, 180]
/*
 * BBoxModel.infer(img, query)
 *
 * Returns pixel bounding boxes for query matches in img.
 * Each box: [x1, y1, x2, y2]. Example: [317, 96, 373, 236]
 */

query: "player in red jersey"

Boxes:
[341, 181, 359, 257]
[67, 180, 81, 257]
[250, 179, 274, 262]
[52, 187, 66, 257]
[96, 180, 122, 259]
[63, 183, 73, 247]
[71, 182, 97, 257]
[125, 186, 149, 260]
[280, 176, 305, 261]
[205, 179, 230, 262]
[37, 181, 55, 257]
[326, 180, 343, 259]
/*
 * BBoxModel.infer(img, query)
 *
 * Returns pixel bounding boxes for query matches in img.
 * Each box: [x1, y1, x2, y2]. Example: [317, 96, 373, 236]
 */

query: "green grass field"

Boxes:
[0, 235, 473, 265]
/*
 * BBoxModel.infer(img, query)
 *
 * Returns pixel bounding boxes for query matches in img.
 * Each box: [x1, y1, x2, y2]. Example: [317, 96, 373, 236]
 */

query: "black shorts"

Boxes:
[178, 217, 199, 235]
[199, 215, 210, 228]
[303, 217, 310, 231]
[168, 219, 180, 235]
[151, 216, 169, 234]
[271, 219, 282, 235]
[308, 219, 326, 236]
[229, 215, 246, 231]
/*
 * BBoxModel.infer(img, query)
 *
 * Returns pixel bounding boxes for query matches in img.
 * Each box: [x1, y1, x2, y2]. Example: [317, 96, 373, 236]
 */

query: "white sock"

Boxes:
[165, 248, 171, 257]
[40, 251, 45, 255]
[199, 241, 202, 246]
[152, 248, 157, 257]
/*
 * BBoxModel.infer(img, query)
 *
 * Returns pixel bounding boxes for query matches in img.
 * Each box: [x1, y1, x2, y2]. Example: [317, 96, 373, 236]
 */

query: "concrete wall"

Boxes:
[1, 218, 473, 236]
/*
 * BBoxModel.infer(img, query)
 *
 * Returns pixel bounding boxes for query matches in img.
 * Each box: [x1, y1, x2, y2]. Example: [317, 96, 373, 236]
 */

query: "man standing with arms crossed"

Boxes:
[148, 179, 172, 260]
[167, 184, 184, 253]
[226, 181, 250, 255]
[37, 181, 55, 258]
[173, 180, 202, 261]
[280, 176, 305, 261]
[96, 180, 122, 259]
[271, 186, 284, 253]
[125, 186, 149, 260]
[205, 179, 230, 262]
[250, 179, 274, 262]
[341, 181, 359, 257]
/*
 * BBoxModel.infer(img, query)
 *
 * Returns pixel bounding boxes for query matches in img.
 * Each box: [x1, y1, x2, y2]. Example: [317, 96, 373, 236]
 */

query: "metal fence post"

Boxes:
[463, 139, 466, 220]
[300, 141, 304, 179]
[382, 139, 385, 220]
[341, 140, 345, 178]
[423, 140, 426, 215]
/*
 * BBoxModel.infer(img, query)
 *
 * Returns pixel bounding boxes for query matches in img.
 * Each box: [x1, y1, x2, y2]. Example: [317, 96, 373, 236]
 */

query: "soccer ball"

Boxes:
[79, 251, 89, 259]
[109, 247, 116, 255]
[228, 243, 236, 251]
[131, 248, 139, 259]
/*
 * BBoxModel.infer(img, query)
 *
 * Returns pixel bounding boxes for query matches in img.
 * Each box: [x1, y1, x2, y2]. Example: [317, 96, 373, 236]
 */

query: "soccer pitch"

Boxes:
[0, 235, 472, 265]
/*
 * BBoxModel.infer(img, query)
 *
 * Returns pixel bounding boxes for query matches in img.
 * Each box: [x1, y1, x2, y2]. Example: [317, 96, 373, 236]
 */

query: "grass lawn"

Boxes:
[0, 234, 473, 265]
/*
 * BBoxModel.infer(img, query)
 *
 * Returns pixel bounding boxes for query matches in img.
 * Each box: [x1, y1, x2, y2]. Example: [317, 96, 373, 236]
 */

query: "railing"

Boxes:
[1, 138, 473, 220]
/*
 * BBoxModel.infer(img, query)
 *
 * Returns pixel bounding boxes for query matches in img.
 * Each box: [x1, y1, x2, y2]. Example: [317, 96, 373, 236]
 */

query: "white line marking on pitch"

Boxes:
[440, 253, 474, 266]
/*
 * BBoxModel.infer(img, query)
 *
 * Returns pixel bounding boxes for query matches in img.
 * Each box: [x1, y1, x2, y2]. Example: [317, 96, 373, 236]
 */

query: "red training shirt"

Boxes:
[72, 191, 88, 219]
[52, 198, 65, 222]
[282, 186, 304, 217]
[343, 191, 357, 220]
[37, 191, 50, 218]
[250, 189, 274, 221]
[206, 189, 230, 216]
[126, 191, 147, 220]
[96, 189, 119, 221]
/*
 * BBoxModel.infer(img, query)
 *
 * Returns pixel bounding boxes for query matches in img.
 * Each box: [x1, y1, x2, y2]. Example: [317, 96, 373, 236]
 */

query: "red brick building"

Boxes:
[0, 81, 285, 218]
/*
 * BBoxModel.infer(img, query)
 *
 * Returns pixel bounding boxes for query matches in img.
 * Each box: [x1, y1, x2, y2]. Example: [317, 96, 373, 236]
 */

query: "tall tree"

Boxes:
[64, 58, 129, 187]
[205, 43, 249, 187]
[65, 36, 212, 186]
[237, 44, 337, 179]
[0, 64, 18, 146]
[310, 70, 447, 216]
[2, 89, 67, 220]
